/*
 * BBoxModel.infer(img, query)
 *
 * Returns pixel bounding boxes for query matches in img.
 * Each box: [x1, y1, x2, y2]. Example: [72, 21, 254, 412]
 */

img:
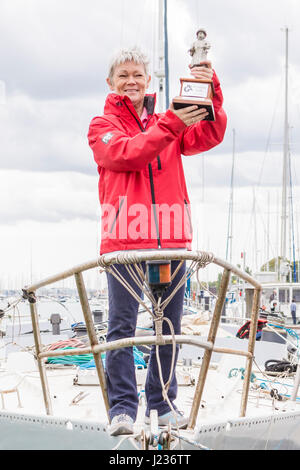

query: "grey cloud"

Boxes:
[1, 170, 99, 223]
[1, 0, 300, 181]
[0, 0, 155, 100]
[0, 93, 104, 173]
[182, 148, 299, 191]
[2, 0, 300, 101]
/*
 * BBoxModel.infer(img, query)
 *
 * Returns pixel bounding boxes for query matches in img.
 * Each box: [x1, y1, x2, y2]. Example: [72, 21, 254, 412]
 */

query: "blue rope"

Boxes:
[228, 367, 256, 383]
[47, 346, 147, 369]
[256, 378, 300, 401]
[79, 346, 147, 370]
[268, 323, 299, 359]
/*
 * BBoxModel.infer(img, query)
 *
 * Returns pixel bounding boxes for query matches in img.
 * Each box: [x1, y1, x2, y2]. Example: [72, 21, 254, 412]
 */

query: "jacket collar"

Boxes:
[104, 93, 156, 118]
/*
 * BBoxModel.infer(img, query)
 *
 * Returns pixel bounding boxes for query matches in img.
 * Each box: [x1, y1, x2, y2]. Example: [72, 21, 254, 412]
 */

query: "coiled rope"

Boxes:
[45, 338, 147, 369]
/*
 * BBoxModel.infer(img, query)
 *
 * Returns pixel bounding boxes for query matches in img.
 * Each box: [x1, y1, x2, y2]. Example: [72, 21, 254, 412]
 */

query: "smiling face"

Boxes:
[106, 61, 151, 116]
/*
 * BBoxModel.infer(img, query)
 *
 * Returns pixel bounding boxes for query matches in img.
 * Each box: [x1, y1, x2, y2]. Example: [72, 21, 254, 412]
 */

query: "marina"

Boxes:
[1, 0, 300, 452]
[1, 249, 300, 450]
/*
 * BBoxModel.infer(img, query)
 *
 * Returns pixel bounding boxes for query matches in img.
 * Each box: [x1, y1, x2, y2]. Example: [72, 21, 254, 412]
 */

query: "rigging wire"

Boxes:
[288, 71, 300, 280]
[135, 0, 149, 49]
[225, 129, 235, 263]
[256, 74, 284, 191]
[288, 146, 297, 281]
[243, 75, 283, 265]
[120, 0, 125, 45]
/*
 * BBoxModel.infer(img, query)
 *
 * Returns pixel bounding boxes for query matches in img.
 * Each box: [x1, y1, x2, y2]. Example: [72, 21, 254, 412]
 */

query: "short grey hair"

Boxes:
[108, 47, 150, 83]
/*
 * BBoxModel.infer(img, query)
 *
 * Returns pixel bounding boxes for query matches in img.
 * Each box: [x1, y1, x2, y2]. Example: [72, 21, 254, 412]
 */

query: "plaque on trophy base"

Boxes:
[172, 77, 215, 121]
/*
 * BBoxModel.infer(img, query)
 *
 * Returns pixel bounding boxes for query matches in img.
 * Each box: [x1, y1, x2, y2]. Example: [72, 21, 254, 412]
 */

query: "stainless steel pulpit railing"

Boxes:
[22, 249, 262, 429]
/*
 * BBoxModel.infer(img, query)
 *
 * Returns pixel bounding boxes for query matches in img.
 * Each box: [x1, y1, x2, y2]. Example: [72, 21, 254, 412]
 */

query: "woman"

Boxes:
[88, 47, 227, 436]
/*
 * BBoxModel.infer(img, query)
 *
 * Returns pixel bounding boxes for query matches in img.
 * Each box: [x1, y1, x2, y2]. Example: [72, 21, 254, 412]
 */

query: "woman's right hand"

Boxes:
[169, 103, 208, 126]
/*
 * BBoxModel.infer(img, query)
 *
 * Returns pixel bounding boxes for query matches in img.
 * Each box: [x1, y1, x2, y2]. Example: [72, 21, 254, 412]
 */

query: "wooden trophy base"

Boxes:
[172, 96, 215, 121]
[172, 77, 215, 121]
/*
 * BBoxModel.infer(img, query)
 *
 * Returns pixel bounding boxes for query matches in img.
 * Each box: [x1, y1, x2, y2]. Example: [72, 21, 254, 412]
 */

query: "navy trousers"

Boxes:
[105, 260, 186, 421]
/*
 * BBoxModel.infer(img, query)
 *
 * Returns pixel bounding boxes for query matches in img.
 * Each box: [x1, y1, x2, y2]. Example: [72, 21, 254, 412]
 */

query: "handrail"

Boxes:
[23, 250, 262, 293]
[39, 335, 252, 360]
[22, 250, 262, 429]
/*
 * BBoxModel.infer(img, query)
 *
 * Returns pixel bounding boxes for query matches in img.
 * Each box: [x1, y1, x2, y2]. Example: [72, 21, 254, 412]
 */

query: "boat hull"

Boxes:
[1, 409, 300, 450]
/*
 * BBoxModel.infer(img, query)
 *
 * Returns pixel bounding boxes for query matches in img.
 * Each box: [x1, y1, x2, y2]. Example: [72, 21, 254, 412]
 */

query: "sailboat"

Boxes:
[245, 27, 300, 323]
[2, 4, 300, 451]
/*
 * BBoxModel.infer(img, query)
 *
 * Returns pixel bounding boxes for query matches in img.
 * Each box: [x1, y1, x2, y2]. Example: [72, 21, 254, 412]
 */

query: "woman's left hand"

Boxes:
[189, 61, 213, 81]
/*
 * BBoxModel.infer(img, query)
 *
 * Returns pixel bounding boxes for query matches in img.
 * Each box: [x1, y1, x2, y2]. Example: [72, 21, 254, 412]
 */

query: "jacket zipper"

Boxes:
[124, 101, 162, 248]
[157, 155, 162, 170]
[109, 196, 125, 233]
[148, 163, 161, 248]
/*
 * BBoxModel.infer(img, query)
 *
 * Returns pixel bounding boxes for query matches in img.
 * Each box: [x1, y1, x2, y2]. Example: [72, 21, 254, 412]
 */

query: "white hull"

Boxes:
[1, 251, 299, 451]
[1, 408, 300, 450]
[1, 329, 300, 450]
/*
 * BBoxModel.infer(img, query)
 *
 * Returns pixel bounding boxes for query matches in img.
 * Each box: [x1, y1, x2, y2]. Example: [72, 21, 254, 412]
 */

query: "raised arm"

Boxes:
[88, 110, 187, 172]
[178, 64, 227, 155]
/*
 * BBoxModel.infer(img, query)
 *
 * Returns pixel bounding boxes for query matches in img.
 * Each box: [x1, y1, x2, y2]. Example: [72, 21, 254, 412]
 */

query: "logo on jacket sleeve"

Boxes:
[101, 132, 113, 144]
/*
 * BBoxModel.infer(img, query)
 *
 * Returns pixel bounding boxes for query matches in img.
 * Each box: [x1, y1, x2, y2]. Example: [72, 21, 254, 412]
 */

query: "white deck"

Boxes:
[1, 319, 300, 450]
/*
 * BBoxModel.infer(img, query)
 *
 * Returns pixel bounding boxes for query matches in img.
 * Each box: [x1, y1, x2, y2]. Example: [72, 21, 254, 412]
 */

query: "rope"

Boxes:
[196, 270, 217, 299]
[112, 434, 141, 451]
[267, 323, 299, 361]
[97, 250, 214, 269]
[96, 251, 214, 432]
[0, 296, 23, 315]
[46, 347, 97, 367]
[160, 260, 198, 311]
[170, 432, 211, 450]
[264, 359, 297, 374]
[155, 316, 177, 400]
[45, 338, 86, 351]
[253, 358, 296, 404]
[228, 367, 256, 383]
[46, 345, 147, 369]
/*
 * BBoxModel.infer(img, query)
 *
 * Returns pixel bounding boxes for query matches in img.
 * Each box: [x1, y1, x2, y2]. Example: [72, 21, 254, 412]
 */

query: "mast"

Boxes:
[288, 135, 297, 282]
[163, 0, 170, 109]
[267, 191, 270, 271]
[226, 128, 235, 263]
[253, 188, 258, 272]
[280, 27, 289, 270]
[155, 0, 169, 112]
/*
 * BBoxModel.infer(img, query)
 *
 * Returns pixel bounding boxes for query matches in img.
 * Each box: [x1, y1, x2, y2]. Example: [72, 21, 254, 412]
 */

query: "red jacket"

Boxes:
[88, 71, 227, 254]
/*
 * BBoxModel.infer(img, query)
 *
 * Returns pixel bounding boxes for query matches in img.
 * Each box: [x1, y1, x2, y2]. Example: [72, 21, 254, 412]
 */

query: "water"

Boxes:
[0, 297, 109, 359]
[1, 298, 108, 325]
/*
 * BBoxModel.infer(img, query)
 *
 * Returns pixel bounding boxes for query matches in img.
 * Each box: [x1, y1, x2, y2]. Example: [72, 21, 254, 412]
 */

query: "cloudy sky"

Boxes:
[1, 0, 300, 289]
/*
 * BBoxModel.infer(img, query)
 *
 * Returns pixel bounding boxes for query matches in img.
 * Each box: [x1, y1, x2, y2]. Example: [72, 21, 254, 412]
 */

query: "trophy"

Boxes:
[172, 29, 215, 121]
